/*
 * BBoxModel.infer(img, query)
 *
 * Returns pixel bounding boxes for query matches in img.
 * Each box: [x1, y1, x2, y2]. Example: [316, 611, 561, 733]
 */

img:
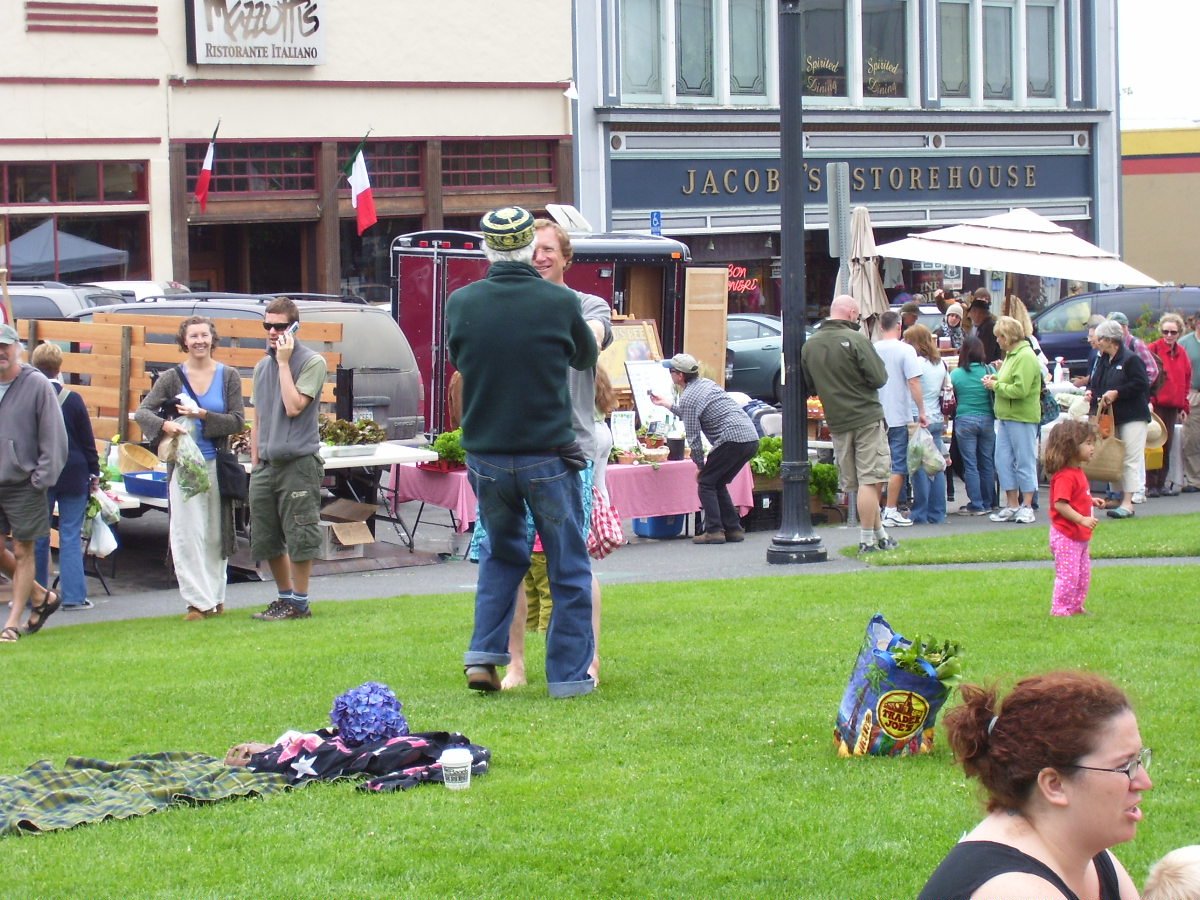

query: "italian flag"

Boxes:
[343, 137, 378, 235]
[194, 121, 219, 213]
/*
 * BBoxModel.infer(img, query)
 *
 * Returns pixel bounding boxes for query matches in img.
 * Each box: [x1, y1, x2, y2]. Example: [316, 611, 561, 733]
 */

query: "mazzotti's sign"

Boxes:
[186, 0, 325, 66]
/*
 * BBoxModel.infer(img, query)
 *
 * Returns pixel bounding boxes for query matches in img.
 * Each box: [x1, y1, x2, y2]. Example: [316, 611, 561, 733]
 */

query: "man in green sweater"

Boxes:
[446, 206, 598, 698]
[801, 295, 896, 553]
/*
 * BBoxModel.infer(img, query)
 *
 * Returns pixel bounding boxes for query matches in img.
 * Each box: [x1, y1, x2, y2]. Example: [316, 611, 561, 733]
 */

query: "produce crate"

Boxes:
[122, 470, 168, 500]
[631, 515, 685, 538]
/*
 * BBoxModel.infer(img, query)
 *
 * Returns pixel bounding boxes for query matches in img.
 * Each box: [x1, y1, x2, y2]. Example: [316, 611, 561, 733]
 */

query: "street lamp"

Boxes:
[767, 0, 827, 565]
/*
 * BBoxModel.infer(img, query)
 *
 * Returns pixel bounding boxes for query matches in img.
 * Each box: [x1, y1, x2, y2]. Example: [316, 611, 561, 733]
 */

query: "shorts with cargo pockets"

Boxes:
[249, 454, 323, 563]
[0, 480, 51, 542]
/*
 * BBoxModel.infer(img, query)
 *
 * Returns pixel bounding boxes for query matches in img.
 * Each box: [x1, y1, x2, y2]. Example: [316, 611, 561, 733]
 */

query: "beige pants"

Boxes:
[1183, 392, 1200, 489]
[1114, 419, 1148, 495]
[169, 457, 227, 612]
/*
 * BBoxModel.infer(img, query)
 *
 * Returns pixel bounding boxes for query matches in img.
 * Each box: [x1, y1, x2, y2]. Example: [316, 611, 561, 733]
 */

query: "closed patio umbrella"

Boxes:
[848, 206, 889, 340]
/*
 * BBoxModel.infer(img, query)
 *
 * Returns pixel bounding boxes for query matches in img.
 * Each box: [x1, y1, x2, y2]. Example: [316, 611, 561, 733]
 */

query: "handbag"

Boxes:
[176, 365, 249, 502]
[586, 486, 624, 560]
[1039, 383, 1059, 426]
[1081, 403, 1125, 483]
[1093, 398, 1115, 439]
[939, 364, 957, 420]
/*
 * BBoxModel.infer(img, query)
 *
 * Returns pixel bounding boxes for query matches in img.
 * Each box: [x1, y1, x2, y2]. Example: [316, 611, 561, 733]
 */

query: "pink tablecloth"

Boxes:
[390, 459, 754, 532]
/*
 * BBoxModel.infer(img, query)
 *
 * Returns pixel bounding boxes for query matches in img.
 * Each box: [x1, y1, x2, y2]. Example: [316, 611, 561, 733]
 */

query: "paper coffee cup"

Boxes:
[439, 747, 473, 790]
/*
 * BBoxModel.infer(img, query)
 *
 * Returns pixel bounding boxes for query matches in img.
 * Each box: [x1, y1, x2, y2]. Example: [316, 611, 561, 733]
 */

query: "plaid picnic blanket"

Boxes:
[0, 751, 289, 836]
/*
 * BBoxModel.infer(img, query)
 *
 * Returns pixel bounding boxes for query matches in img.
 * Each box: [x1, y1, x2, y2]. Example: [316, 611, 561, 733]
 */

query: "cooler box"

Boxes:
[632, 515, 685, 538]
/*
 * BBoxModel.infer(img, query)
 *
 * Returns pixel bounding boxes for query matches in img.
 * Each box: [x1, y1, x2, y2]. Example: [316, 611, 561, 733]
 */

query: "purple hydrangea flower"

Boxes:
[329, 681, 409, 746]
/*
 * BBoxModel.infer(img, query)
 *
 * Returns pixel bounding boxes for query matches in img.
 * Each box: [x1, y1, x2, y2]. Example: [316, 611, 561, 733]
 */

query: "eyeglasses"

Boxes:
[262, 322, 292, 332]
[1066, 747, 1152, 782]
[1162, 329, 1179, 335]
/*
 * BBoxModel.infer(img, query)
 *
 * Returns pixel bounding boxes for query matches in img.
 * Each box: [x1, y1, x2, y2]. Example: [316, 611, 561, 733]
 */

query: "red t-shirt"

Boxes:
[1050, 466, 1092, 542]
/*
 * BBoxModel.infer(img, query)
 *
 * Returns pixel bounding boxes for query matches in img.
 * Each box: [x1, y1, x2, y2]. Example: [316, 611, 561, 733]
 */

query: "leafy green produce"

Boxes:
[890, 635, 964, 687]
[749, 435, 783, 478]
[431, 428, 465, 464]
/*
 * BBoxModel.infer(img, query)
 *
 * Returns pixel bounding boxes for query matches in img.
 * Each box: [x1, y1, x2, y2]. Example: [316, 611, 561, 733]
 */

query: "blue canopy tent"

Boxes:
[1, 219, 128, 279]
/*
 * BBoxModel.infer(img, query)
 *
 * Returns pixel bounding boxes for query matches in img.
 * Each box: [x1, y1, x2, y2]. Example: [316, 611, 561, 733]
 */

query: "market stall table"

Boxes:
[390, 458, 755, 538]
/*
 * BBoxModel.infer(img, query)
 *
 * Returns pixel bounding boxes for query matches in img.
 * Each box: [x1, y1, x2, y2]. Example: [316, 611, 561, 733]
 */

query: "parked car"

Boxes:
[1031, 286, 1200, 375]
[726, 313, 783, 401]
[5, 281, 125, 321]
[82, 280, 191, 302]
[71, 296, 424, 440]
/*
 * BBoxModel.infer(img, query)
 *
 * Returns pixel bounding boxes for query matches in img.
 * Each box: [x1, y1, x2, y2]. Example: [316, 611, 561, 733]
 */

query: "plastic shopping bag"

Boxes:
[906, 426, 945, 476]
[87, 518, 119, 558]
[173, 430, 211, 500]
[91, 486, 121, 525]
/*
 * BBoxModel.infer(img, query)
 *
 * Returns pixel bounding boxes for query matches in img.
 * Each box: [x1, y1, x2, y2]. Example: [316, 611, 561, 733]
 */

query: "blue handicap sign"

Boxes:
[649, 210, 662, 235]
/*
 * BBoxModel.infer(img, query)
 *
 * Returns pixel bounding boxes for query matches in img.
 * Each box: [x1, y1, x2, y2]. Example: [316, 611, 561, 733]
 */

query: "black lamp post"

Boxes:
[767, 0, 827, 565]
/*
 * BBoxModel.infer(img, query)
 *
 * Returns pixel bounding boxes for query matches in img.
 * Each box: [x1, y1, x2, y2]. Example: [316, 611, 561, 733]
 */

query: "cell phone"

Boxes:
[285, 321, 300, 337]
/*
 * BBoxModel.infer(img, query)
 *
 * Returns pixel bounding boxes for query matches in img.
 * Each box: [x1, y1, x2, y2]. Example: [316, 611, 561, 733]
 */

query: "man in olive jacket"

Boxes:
[800, 295, 896, 553]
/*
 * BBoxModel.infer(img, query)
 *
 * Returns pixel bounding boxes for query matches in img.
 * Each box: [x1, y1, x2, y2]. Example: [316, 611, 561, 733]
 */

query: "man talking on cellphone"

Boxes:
[248, 297, 327, 621]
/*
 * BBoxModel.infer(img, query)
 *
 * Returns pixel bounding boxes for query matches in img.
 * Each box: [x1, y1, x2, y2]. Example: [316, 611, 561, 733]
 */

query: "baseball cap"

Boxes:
[479, 206, 535, 251]
[662, 353, 700, 375]
[1107, 311, 1129, 326]
[0, 324, 19, 344]
[900, 301, 920, 315]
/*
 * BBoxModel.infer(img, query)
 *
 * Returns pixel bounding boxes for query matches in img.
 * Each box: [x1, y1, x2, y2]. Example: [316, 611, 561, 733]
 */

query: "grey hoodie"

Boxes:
[0, 364, 67, 490]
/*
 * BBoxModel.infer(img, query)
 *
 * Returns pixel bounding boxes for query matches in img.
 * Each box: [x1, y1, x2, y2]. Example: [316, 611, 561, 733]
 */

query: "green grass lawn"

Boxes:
[843, 511, 1200, 564]
[2, 565, 1197, 899]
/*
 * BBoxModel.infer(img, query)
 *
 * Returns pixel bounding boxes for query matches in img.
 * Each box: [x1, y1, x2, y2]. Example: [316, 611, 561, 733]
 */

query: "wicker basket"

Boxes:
[118, 442, 165, 474]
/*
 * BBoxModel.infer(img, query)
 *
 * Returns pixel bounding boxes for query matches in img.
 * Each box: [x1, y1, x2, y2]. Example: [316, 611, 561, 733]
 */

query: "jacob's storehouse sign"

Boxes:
[611, 152, 1091, 211]
[187, 0, 325, 66]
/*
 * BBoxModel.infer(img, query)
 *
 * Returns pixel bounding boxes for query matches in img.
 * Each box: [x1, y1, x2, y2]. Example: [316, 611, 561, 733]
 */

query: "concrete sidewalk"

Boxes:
[21, 484, 1200, 630]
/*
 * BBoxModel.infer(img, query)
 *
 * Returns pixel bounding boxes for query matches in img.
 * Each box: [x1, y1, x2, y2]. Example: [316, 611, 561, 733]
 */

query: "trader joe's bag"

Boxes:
[833, 613, 951, 757]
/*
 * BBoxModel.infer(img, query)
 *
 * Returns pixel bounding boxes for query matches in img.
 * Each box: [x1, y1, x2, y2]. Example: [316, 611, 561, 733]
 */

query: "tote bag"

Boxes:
[1081, 404, 1125, 483]
[586, 487, 624, 560]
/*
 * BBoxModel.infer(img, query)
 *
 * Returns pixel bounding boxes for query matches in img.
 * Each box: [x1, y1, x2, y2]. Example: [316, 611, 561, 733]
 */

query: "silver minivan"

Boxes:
[71, 296, 424, 440]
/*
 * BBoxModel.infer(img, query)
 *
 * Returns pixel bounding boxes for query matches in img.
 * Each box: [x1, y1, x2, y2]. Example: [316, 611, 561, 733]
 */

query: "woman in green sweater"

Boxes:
[949, 336, 996, 514]
[982, 316, 1044, 524]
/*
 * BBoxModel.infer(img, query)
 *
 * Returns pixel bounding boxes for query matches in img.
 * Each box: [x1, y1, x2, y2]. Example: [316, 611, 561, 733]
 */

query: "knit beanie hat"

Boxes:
[946, 302, 964, 318]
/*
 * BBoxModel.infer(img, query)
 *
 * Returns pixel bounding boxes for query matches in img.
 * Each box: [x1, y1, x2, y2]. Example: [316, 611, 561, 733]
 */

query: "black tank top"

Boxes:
[918, 840, 1121, 900]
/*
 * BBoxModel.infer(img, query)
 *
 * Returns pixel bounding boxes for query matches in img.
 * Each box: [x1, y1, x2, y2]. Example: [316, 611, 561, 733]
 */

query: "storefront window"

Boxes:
[729, 0, 766, 94]
[862, 0, 907, 98]
[938, 1, 970, 97]
[4, 212, 148, 281]
[726, 262, 776, 314]
[1026, 3, 1056, 98]
[676, 0, 714, 96]
[800, 0, 847, 97]
[442, 140, 554, 189]
[339, 216, 419, 304]
[621, 0, 664, 96]
[186, 142, 317, 194]
[982, 3, 1013, 99]
[336, 142, 421, 191]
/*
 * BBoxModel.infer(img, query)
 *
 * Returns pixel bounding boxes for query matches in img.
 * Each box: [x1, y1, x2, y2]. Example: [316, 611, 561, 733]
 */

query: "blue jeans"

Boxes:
[34, 488, 89, 607]
[465, 452, 594, 698]
[910, 425, 947, 523]
[955, 414, 997, 510]
[995, 419, 1039, 495]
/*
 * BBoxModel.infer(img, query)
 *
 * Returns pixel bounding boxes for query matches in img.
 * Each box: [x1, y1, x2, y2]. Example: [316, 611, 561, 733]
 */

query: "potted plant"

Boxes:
[420, 428, 466, 472]
[749, 435, 782, 492]
[637, 425, 666, 449]
[809, 461, 839, 514]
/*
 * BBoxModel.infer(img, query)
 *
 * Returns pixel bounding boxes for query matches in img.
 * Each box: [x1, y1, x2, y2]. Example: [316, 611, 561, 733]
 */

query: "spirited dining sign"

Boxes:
[186, 0, 325, 66]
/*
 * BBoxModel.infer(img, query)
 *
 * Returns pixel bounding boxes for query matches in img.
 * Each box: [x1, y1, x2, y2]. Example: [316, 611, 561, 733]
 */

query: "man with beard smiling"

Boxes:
[0, 324, 66, 643]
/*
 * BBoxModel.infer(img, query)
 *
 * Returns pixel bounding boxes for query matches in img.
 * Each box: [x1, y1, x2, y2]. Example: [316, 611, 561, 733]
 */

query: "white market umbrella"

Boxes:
[874, 208, 1160, 287]
[848, 206, 889, 339]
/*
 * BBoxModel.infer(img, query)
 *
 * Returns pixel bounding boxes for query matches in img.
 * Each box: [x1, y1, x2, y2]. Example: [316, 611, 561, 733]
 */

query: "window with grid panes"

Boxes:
[2, 161, 146, 204]
[336, 142, 421, 191]
[185, 142, 316, 194]
[441, 140, 554, 189]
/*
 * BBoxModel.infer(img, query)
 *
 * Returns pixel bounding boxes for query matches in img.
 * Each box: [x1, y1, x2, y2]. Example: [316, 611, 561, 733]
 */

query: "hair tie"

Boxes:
[987, 715, 999, 736]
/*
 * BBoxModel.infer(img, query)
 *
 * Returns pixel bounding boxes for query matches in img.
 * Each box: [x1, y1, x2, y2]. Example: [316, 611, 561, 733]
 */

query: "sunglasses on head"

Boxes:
[263, 322, 292, 332]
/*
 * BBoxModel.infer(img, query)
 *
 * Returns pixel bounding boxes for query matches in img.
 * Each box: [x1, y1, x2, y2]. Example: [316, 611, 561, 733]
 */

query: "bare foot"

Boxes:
[500, 667, 527, 690]
[588, 656, 600, 688]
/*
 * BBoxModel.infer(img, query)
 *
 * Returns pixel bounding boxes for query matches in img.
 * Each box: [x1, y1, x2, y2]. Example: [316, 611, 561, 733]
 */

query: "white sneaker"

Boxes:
[1131, 491, 1146, 504]
[881, 508, 913, 527]
[1013, 506, 1036, 524]
[989, 507, 1018, 522]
